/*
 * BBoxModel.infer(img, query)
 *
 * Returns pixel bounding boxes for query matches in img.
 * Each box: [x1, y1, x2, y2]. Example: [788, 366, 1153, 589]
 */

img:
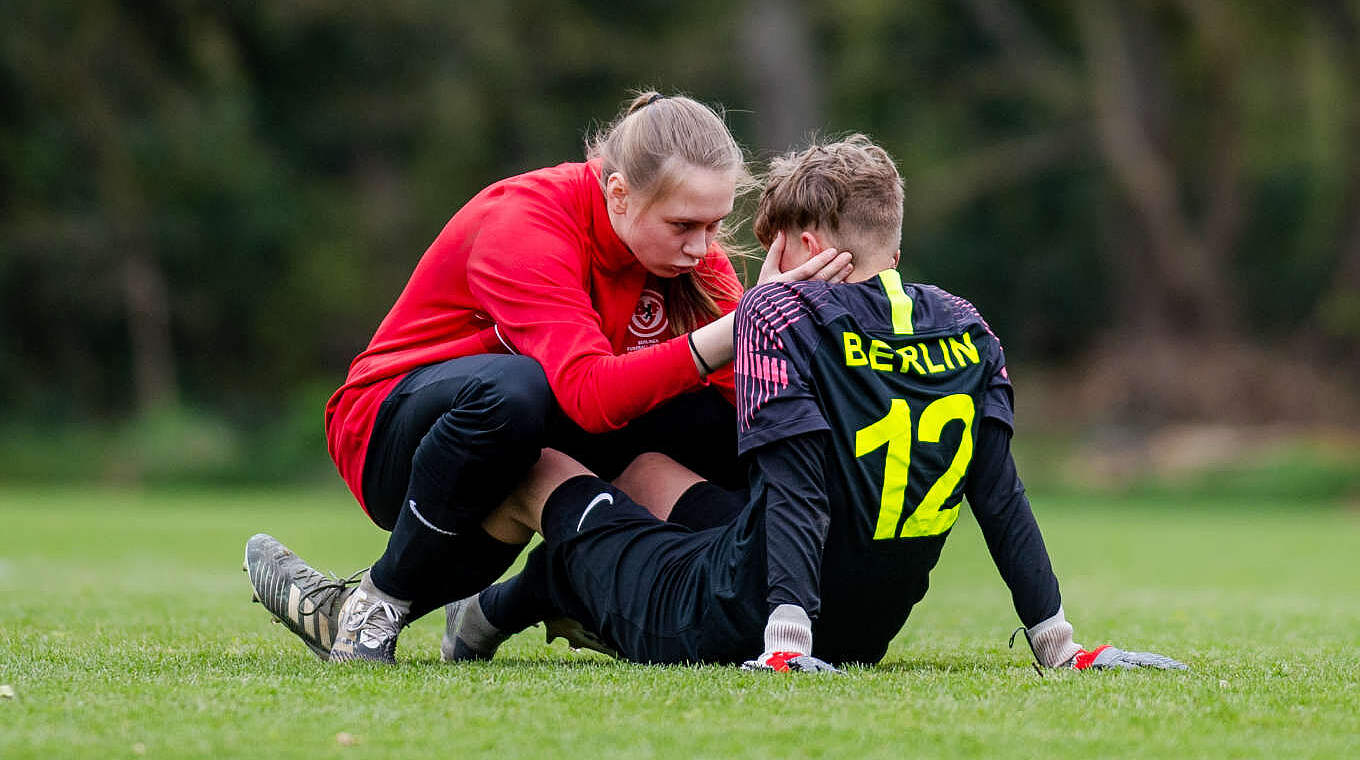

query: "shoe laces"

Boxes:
[345, 594, 404, 641]
[298, 569, 364, 615]
[1008, 626, 1046, 678]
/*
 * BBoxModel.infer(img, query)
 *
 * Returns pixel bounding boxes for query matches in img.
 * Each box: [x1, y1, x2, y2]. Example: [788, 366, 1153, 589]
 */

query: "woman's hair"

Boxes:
[753, 134, 904, 262]
[587, 90, 750, 334]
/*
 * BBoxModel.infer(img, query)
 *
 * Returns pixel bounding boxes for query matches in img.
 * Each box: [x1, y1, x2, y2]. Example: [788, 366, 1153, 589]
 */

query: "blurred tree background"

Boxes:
[2, 0, 1358, 487]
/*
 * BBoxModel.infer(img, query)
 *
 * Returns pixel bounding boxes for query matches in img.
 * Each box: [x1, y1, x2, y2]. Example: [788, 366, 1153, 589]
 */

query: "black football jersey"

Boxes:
[732, 270, 1014, 663]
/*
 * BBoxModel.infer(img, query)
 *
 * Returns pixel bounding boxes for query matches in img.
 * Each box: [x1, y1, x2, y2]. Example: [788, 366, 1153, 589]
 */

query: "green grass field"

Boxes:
[2, 483, 1357, 759]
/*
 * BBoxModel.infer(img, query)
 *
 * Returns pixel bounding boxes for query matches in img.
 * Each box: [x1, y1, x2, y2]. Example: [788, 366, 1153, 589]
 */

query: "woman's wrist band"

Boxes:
[688, 331, 716, 377]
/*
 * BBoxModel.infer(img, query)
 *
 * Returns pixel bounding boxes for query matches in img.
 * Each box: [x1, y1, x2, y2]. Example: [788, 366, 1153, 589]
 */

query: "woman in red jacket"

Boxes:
[244, 91, 851, 663]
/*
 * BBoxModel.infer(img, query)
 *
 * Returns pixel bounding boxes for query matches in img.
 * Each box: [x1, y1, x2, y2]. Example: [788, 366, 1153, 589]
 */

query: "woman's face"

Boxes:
[606, 165, 736, 278]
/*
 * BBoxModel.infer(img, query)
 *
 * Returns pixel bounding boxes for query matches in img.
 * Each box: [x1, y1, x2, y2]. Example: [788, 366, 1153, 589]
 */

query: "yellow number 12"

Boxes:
[854, 394, 975, 539]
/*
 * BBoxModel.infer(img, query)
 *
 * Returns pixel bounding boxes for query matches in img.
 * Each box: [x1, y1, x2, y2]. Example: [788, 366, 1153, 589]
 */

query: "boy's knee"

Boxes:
[615, 452, 683, 485]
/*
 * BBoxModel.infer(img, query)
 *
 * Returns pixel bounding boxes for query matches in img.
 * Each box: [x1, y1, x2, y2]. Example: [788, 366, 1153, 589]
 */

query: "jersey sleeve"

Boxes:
[980, 339, 1014, 431]
[964, 419, 1062, 627]
[752, 431, 832, 618]
[465, 192, 704, 434]
[734, 283, 830, 456]
[944, 291, 1015, 431]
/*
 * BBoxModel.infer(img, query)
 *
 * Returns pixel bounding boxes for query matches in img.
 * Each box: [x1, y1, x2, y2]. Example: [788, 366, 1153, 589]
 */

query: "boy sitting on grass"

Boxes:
[449, 134, 1188, 672]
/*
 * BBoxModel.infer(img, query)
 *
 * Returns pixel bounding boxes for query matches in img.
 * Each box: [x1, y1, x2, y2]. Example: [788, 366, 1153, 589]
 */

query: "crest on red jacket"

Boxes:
[629, 288, 667, 339]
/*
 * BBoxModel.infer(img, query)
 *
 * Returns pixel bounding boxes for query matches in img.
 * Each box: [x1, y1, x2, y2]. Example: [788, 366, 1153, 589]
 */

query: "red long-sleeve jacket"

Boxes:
[325, 161, 740, 510]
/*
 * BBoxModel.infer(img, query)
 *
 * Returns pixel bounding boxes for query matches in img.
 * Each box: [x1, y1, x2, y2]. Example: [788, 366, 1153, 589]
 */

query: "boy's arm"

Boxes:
[756, 431, 832, 614]
[966, 419, 1188, 671]
[742, 432, 843, 674]
[731, 282, 842, 673]
[963, 419, 1077, 666]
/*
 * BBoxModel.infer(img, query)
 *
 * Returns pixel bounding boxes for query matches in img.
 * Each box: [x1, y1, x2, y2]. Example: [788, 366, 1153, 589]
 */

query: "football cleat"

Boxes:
[741, 651, 844, 674]
[328, 573, 410, 664]
[243, 533, 361, 659]
[440, 595, 512, 662]
[1071, 645, 1188, 671]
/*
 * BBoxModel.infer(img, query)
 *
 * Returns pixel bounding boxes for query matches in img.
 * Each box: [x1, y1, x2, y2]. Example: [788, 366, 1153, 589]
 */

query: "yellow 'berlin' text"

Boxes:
[843, 331, 980, 375]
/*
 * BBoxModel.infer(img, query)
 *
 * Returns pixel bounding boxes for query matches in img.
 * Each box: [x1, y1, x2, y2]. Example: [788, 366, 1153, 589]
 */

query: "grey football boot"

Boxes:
[441, 595, 512, 662]
[243, 533, 361, 659]
[329, 572, 411, 664]
[1071, 645, 1188, 671]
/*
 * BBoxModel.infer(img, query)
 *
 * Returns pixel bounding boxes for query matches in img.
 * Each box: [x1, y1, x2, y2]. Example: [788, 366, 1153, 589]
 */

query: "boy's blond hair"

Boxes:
[753, 134, 903, 262]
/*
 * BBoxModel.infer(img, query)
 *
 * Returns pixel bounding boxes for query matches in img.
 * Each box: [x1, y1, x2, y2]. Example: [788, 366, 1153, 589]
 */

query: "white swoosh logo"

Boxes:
[577, 492, 614, 532]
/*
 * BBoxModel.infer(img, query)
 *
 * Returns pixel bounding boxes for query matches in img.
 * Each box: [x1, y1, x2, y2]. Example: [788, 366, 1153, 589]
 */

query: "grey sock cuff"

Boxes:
[763, 604, 813, 654]
[360, 572, 412, 612]
[1027, 606, 1082, 667]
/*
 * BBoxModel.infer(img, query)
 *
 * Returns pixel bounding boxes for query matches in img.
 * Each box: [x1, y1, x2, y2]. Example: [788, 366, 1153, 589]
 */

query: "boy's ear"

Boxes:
[801, 230, 825, 254]
[891, 250, 901, 269]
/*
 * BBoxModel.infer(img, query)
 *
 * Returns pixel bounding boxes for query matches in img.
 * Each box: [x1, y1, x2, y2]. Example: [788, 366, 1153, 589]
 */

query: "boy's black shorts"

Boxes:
[537, 475, 754, 664]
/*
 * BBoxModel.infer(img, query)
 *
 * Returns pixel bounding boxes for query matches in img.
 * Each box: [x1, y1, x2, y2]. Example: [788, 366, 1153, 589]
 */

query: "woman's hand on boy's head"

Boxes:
[755, 230, 793, 284]
[758, 230, 854, 286]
